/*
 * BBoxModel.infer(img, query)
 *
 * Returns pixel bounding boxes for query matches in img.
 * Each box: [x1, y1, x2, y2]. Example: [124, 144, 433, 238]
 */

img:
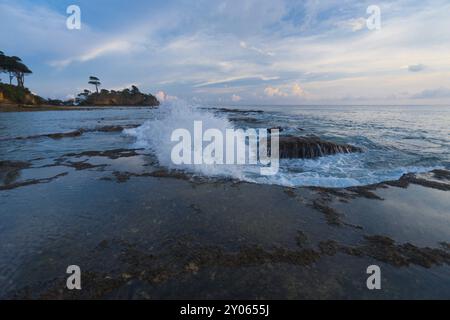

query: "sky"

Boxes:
[1, 0, 450, 105]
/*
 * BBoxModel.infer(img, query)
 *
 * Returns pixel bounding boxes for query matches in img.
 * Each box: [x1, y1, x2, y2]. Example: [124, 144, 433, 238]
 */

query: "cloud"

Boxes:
[2, 0, 450, 103]
[335, 17, 367, 32]
[264, 86, 288, 97]
[231, 94, 242, 102]
[412, 87, 450, 99]
[155, 90, 178, 102]
[50, 40, 134, 67]
[239, 41, 274, 56]
[291, 83, 305, 96]
[407, 64, 426, 72]
[264, 83, 305, 98]
[194, 75, 279, 88]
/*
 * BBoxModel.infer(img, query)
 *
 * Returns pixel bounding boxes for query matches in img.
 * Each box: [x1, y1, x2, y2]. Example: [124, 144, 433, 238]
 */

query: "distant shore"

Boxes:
[0, 83, 160, 111]
[0, 104, 156, 112]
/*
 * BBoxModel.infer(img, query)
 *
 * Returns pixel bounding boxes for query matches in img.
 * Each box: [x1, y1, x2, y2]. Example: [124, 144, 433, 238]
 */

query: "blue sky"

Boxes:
[1, 0, 450, 105]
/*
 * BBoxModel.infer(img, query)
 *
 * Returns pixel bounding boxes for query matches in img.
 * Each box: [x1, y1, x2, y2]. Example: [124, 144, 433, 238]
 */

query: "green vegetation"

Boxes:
[0, 51, 32, 87]
[76, 85, 159, 106]
[0, 52, 159, 108]
[0, 83, 44, 105]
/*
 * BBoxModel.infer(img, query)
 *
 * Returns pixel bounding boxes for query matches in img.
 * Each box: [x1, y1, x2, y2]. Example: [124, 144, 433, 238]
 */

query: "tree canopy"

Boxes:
[88, 76, 101, 93]
[131, 85, 140, 94]
[0, 51, 32, 87]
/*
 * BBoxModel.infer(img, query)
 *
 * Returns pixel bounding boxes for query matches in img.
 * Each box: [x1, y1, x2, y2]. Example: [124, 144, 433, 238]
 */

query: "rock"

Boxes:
[276, 135, 361, 159]
[0, 83, 46, 106]
[46, 130, 84, 139]
[432, 169, 450, 181]
[80, 88, 159, 107]
[0, 160, 31, 184]
[185, 262, 199, 274]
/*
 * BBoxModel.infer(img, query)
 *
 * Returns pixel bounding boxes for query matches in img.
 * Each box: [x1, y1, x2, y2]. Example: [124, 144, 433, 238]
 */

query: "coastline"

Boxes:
[2, 173, 449, 299]
[0, 106, 449, 299]
[1, 143, 449, 299]
[0, 83, 159, 111]
[0, 104, 157, 112]
[2, 0, 450, 303]
[0, 104, 84, 112]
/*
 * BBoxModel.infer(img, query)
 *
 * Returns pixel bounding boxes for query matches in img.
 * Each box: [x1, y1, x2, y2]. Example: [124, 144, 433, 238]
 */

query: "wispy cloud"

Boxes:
[194, 75, 279, 88]
[412, 87, 450, 99]
[335, 17, 367, 31]
[1, 0, 450, 104]
[407, 64, 426, 72]
[239, 41, 274, 56]
[50, 40, 134, 67]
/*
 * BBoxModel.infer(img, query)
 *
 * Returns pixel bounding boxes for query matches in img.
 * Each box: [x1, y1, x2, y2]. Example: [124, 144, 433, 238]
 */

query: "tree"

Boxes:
[0, 51, 11, 83]
[0, 51, 4, 82]
[6, 57, 16, 84]
[0, 52, 32, 87]
[76, 89, 91, 104]
[131, 85, 140, 94]
[12, 58, 32, 87]
[88, 76, 101, 93]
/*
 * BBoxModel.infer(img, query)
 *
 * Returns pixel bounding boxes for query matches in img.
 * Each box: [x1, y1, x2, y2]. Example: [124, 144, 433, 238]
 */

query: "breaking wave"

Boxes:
[125, 101, 444, 188]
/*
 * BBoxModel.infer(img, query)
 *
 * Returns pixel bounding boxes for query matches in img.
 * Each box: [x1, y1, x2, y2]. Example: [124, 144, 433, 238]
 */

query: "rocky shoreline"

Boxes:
[1, 148, 449, 298]
[1, 107, 449, 299]
[0, 83, 159, 110]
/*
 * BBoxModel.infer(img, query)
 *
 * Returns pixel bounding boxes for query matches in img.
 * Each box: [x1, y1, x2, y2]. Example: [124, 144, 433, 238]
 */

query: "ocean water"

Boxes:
[1, 104, 450, 299]
[125, 102, 450, 187]
[1, 103, 449, 188]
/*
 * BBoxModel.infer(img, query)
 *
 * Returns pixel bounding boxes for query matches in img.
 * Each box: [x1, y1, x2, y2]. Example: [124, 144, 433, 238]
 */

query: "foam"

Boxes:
[125, 101, 443, 188]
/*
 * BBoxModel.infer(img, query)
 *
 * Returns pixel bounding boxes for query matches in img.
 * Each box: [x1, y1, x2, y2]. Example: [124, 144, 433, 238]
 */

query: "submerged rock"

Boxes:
[276, 135, 361, 159]
[0, 160, 31, 184]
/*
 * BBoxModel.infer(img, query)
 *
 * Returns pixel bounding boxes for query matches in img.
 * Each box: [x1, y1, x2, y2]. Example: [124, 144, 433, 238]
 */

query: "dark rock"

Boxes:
[0, 160, 31, 184]
[80, 89, 159, 107]
[276, 135, 361, 159]
[311, 199, 343, 226]
[14, 124, 140, 141]
[432, 169, 450, 181]
[45, 130, 84, 139]
[64, 161, 107, 171]
[295, 231, 308, 247]
[0, 172, 68, 191]
[95, 124, 139, 132]
[63, 148, 141, 160]
[386, 173, 450, 191]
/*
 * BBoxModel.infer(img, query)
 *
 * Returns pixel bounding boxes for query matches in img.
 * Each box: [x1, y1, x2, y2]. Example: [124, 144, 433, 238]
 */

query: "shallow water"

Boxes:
[222, 105, 450, 186]
[126, 103, 450, 187]
[1, 104, 449, 188]
[0, 105, 449, 299]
